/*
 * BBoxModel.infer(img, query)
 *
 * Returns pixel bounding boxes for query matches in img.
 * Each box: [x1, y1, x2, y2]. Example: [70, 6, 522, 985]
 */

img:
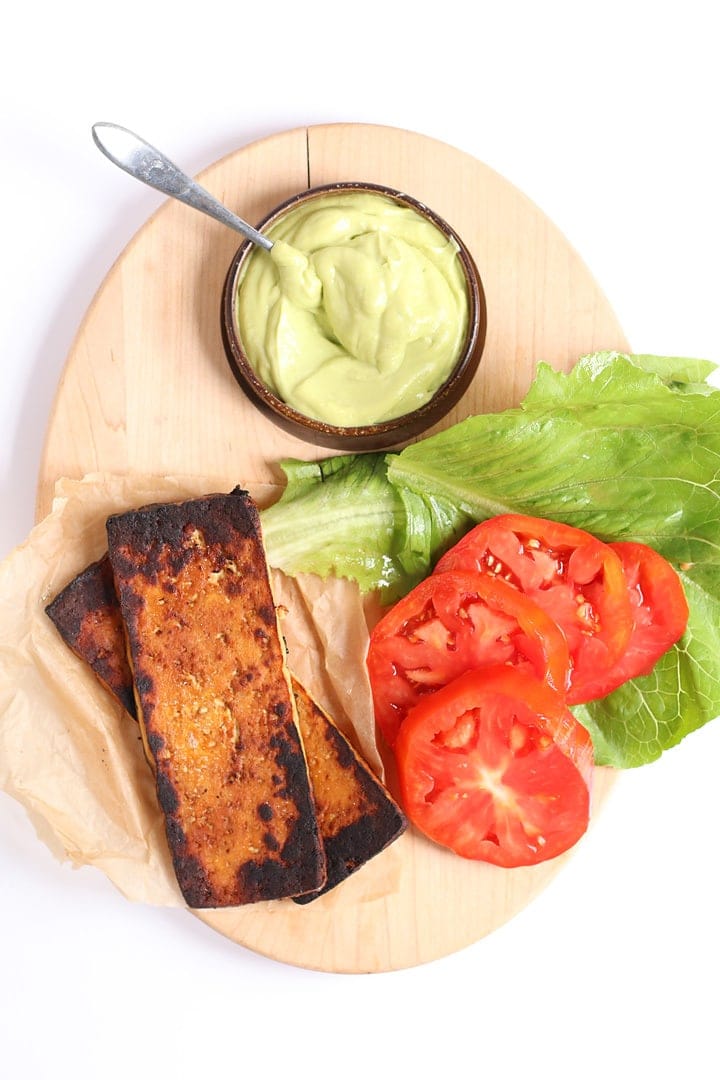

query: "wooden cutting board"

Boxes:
[37, 124, 629, 972]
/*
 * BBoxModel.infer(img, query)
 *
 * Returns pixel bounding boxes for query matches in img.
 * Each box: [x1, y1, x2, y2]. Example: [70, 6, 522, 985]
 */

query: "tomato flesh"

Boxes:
[434, 514, 634, 705]
[572, 541, 690, 701]
[367, 570, 570, 748]
[395, 667, 593, 867]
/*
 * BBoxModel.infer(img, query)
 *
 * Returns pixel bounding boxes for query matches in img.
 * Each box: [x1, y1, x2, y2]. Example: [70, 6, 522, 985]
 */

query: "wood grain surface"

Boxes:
[37, 124, 629, 972]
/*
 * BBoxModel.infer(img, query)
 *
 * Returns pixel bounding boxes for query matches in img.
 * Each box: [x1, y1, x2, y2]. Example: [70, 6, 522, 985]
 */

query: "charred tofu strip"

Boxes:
[46, 549, 406, 905]
[291, 682, 406, 904]
[46, 555, 138, 720]
[105, 489, 326, 908]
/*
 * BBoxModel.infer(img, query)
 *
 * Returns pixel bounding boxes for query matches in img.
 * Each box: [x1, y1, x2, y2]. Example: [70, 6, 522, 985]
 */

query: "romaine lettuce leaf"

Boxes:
[262, 352, 720, 767]
[595, 350, 717, 393]
[260, 454, 408, 596]
[388, 353, 720, 566]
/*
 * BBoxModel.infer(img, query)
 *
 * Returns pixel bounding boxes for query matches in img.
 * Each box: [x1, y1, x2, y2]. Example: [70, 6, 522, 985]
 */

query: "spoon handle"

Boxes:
[91, 122, 272, 251]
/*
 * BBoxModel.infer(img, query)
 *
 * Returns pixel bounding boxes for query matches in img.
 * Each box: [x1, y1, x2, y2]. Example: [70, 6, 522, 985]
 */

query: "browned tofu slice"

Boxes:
[105, 489, 326, 908]
[45, 555, 138, 720]
[291, 681, 406, 904]
[46, 539, 407, 905]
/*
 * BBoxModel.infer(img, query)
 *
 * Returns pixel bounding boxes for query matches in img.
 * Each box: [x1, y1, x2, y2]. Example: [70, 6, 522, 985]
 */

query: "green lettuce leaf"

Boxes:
[394, 487, 473, 583]
[388, 353, 720, 564]
[262, 352, 720, 767]
[260, 454, 408, 596]
[603, 350, 717, 393]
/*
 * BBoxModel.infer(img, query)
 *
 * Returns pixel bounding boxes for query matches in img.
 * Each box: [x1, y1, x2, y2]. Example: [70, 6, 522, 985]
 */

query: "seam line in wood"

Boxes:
[305, 127, 311, 189]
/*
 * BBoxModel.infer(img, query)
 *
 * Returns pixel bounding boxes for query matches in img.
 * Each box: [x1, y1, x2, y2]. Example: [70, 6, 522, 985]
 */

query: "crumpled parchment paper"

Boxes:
[0, 472, 384, 907]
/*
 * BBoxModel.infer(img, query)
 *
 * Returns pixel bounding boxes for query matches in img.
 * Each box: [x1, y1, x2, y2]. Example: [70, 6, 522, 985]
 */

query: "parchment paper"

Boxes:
[0, 473, 384, 907]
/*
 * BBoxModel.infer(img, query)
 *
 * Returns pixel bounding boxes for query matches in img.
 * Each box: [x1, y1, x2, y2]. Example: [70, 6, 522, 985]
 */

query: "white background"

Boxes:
[2, 3, 719, 1078]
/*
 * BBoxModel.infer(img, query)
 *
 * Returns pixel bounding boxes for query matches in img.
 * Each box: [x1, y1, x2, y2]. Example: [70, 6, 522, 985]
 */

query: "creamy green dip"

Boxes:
[235, 191, 470, 427]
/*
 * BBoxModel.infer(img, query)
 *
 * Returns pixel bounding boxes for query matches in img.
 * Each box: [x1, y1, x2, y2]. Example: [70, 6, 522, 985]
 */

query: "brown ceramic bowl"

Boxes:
[221, 182, 486, 451]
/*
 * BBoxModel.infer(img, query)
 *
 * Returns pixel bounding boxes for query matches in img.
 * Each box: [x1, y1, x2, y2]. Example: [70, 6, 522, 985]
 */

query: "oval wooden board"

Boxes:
[38, 124, 629, 973]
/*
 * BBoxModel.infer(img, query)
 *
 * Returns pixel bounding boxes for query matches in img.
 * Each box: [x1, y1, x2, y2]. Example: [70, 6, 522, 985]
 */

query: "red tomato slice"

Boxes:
[367, 569, 570, 748]
[571, 541, 690, 701]
[396, 667, 593, 867]
[433, 514, 634, 705]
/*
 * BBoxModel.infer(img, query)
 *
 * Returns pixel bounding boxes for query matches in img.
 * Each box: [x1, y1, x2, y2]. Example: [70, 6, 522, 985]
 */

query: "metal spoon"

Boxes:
[91, 122, 273, 251]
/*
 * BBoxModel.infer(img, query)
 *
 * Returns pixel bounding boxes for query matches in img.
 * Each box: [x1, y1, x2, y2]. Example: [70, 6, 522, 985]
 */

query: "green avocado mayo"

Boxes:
[235, 191, 470, 427]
